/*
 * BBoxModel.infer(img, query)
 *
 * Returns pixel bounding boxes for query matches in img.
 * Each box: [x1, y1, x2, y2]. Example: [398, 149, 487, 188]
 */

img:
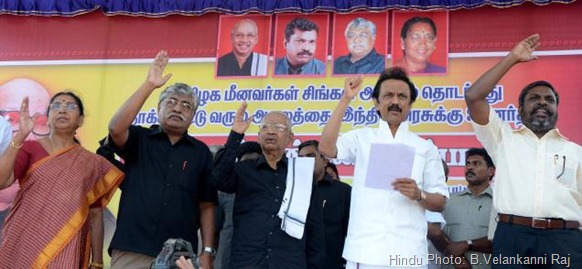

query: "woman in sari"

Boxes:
[0, 92, 124, 269]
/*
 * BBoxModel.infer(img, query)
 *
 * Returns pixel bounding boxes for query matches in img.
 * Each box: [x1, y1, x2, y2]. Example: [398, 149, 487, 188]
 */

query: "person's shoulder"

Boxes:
[334, 54, 350, 64]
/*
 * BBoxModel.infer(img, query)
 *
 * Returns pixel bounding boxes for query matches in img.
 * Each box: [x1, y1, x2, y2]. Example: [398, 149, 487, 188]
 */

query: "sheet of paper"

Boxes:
[364, 143, 416, 190]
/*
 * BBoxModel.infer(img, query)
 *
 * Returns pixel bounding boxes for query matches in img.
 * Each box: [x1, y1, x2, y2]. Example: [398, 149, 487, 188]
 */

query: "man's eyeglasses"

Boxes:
[259, 123, 288, 133]
[49, 102, 79, 111]
[0, 110, 49, 136]
[165, 98, 193, 111]
[408, 34, 436, 44]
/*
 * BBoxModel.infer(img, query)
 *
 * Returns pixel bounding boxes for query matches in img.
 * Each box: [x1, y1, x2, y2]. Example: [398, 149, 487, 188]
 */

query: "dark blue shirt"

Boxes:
[212, 131, 326, 269]
[274, 57, 325, 75]
[333, 48, 385, 75]
[108, 125, 217, 257]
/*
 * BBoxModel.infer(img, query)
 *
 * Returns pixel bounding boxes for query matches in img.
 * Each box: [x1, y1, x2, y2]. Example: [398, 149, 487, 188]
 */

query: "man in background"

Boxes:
[298, 140, 351, 269]
[434, 148, 494, 269]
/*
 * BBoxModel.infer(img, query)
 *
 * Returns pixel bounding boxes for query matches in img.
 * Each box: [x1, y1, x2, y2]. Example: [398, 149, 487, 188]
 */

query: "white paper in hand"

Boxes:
[364, 143, 415, 190]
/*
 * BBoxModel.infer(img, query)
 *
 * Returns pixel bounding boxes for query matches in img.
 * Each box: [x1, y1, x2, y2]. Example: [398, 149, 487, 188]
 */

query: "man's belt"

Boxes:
[498, 213, 580, 229]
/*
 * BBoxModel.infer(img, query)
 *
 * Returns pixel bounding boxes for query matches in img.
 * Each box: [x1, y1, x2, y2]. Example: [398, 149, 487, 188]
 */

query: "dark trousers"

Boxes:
[493, 222, 582, 269]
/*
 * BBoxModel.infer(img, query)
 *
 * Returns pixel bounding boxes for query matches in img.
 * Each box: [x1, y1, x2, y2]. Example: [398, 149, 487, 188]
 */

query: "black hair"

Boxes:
[466, 148, 494, 168]
[47, 91, 85, 117]
[400, 16, 437, 40]
[518, 80, 559, 108]
[297, 139, 319, 153]
[372, 67, 418, 104]
[285, 17, 319, 41]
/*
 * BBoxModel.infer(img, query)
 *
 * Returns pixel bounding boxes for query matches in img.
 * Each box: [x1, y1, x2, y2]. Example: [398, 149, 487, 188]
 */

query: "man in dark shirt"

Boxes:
[216, 18, 268, 77]
[298, 140, 351, 269]
[212, 102, 325, 269]
[108, 50, 217, 269]
[333, 17, 385, 75]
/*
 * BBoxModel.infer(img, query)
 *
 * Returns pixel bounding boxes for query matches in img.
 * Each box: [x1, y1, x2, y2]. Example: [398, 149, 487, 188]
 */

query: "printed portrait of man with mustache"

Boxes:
[274, 17, 326, 75]
[333, 17, 385, 75]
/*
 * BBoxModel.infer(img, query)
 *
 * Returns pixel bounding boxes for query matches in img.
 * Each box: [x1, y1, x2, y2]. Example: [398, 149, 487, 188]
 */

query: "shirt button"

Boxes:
[275, 186, 279, 189]
[269, 231, 273, 235]
[271, 215, 274, 218]
[268, 248, 272, 252]
[169, 164, 173, 168]
[275, 199, 279, 202]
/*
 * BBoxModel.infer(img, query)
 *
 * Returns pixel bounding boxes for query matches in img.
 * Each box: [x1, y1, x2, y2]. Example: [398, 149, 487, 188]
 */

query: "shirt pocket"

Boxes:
[552, 152, 578, 188]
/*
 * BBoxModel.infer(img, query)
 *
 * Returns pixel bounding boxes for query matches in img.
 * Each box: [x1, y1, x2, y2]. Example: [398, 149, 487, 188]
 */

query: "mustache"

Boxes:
[168, 113, 186, 121]
[387, 104, 402, 112]
[349, 41, 369, 50]
[465, 171, 475, 177]
[297, 51, 313, 56]
[531, 104, 552, 116]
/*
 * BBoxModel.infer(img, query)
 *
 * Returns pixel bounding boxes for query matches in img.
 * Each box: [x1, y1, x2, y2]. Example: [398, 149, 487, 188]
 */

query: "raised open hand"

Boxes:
[17, 97, 38, 139]
[232, 101, 253, 135]
[510, 34, 540, 63]
[147, 50, 173, 88]
[343, 75, 364, 101]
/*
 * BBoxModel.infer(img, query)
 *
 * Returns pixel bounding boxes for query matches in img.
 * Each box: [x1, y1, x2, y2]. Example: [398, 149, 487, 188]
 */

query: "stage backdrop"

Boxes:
[1, 2, 582, 265]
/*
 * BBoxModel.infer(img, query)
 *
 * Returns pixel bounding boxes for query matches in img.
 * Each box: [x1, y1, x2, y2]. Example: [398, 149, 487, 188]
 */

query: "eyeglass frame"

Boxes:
[259, 123, 289, 133]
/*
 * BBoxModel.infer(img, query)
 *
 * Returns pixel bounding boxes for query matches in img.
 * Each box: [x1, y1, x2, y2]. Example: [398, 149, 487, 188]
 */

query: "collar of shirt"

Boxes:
[377, 120, 411, 139]
[458, 185, 493, 197]
[147, 125, 198, 145]
[255, 152, 289, 169]
[318, 174, 335, 186]
[514, 125, 570, 141]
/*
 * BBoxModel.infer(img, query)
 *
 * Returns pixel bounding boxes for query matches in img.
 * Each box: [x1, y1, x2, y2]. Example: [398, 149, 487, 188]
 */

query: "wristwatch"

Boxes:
[203, 246, 217, 257]
[466, 240, 474, 251]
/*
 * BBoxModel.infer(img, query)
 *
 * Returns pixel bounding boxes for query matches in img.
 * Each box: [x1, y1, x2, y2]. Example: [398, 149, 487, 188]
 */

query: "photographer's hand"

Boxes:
[176, 256, 195, 269]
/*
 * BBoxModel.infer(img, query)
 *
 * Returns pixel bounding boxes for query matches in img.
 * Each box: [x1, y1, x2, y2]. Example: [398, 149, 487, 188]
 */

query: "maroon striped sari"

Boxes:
[0, 143, 123, 269]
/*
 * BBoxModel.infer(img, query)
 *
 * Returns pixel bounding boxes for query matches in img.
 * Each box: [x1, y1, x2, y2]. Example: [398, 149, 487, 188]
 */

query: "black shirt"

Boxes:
[217, 51, 253, 76]
[317, 175, 351, 269]
[108, 125, 217, 257]
[212, 131, 325, 269]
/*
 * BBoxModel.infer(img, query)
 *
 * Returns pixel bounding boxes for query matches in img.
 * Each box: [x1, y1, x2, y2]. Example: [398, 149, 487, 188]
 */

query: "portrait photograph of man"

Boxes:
[273, 14, 329, 76]
[391, 11, 449, 75]
[332, 13, 387, 75]
[216, 15, 271, 78]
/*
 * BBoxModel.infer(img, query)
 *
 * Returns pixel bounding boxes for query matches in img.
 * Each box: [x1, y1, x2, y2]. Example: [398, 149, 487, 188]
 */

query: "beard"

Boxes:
[522, 112, 558, 134]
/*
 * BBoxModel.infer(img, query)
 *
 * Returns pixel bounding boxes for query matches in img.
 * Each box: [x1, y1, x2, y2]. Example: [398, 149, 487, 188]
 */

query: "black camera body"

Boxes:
[150, 238, 198, 269]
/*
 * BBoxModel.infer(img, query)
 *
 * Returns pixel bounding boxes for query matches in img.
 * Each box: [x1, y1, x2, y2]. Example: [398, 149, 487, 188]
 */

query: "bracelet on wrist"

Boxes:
[9, 140, 23, 149]
[89, 262, 104, 268]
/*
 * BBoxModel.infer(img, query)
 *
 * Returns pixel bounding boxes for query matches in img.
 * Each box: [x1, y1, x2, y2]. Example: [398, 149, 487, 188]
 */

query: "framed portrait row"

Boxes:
[215, 11, 449, 78]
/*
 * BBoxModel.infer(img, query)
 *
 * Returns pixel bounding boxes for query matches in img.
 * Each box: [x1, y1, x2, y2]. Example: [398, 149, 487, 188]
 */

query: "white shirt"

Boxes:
[337, 121, 449, 266]
[472, 108, 582, 223]
[0, 117, 11, 153]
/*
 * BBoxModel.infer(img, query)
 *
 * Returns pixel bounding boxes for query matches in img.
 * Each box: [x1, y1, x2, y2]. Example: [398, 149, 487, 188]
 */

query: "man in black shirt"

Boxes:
[108, 51, 217, 269]
[298, 140, 351, 269]
[212, 102, 325, 269]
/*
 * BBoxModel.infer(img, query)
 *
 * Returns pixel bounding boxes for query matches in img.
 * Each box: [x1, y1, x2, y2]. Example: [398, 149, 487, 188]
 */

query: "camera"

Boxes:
[150, 238, 199, 269]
